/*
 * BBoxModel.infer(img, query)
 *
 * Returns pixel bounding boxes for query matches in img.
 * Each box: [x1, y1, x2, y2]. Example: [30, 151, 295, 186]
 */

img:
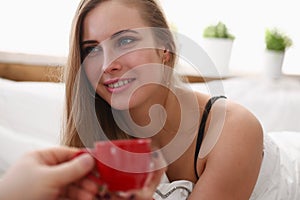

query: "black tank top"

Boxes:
[194, 95, 227, 179]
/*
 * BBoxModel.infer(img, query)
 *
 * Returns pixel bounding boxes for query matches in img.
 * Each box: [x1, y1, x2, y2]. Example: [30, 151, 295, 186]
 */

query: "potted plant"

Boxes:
[201, 21, 235, 77]
[264, 28, 292, 78]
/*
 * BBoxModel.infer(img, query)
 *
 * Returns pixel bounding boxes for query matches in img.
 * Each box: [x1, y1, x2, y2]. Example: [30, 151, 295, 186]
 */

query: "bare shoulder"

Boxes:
[225, 100, 263, 142]
[190, 98, 264, 200]
[210, 99, 264, 158]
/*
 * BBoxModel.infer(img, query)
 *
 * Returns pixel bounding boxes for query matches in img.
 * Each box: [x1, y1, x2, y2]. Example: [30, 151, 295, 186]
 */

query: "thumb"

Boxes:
[49, 153, 95, 186]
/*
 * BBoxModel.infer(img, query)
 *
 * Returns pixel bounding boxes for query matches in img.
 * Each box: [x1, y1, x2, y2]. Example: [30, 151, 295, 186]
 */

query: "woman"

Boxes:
[61, 0, 264, 199]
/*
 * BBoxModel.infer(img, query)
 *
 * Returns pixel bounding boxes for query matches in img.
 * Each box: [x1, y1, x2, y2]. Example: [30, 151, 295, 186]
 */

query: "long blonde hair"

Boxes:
[61, 0, 176, 147]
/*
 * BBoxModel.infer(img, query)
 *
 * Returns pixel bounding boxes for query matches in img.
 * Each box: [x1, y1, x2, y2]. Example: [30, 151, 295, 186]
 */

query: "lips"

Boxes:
[106, 78, 135, 89]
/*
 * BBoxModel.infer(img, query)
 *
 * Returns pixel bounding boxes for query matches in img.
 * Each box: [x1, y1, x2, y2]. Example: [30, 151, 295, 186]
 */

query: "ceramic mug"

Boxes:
[74, 138, 152, 192]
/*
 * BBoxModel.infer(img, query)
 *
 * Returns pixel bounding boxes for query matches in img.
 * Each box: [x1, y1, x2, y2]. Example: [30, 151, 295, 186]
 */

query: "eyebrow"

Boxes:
[111, 29, 138, 39]
[81, 29, 139, 46]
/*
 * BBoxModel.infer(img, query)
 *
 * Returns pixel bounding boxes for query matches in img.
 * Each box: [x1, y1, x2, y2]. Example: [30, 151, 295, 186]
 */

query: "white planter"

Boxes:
[263, 50, 285, 79]
[201, 38, 233, 77]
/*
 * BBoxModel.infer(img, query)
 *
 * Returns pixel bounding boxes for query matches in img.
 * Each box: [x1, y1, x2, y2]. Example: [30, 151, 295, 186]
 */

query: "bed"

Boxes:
[0, 77, 65, 175]
[1, 73, 300, 177]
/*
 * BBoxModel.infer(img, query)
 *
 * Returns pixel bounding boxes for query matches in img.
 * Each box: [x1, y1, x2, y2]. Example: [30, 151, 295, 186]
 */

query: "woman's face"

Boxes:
[81, 1, 167, 110]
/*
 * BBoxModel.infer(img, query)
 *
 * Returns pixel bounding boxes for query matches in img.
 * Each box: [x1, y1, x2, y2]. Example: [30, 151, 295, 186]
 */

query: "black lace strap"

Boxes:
[194, 95, 227, 179]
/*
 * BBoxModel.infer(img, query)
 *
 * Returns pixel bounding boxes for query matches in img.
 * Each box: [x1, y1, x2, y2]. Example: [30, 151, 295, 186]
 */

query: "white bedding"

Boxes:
[190, 76, 300, 133]
[153, 131, 300, 200]
[0, 78, 64, 175]
[0, 78, 64, 141]
[0, 76, 300, 177]
[0, 125, 56, 175]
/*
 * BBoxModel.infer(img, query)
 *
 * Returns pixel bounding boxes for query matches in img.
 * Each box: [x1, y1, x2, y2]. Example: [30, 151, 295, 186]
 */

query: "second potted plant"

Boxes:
[264, 28, 292, 79]
[201, 21, 235, 77]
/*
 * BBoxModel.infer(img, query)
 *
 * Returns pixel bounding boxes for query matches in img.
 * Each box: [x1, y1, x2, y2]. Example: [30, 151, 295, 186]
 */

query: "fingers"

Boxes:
[147, 150, 167, 188]
[60, 177, 100, 200]
[35, 146, 79, 165]
[116, 151, 167, 200]
[116, 169, 165, 200]
[65, 184, 96, 200]
[146, 168, 165, 191]
[81, 178, 99, 194]
[49, 153, 95, 186]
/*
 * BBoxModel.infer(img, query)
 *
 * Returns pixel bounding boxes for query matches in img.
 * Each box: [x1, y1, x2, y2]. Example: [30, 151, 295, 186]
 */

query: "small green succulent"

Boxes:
[203, 21, 235, 40]
[265, 28, 292, 52]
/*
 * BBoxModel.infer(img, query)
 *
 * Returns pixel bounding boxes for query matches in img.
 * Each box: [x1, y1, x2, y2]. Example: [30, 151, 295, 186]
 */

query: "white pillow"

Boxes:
[0, 78, 65, 144]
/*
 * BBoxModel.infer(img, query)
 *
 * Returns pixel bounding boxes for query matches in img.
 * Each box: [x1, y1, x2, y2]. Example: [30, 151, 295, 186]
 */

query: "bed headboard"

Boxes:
[0, 52, 229, 83]
[0, 62, 63, 82]
[0, 62, 222, 83]
[0, 52, 65, 82]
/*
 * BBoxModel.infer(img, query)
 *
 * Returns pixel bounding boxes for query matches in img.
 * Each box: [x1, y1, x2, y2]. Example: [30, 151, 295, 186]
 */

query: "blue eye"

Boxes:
[84, 45, 103, 57]
[118, 37, 136, 47]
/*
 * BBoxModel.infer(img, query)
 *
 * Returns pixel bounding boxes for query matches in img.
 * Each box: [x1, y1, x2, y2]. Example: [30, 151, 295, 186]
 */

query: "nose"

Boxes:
[102, 45, 122, 74]
[103, 59, 122, 74]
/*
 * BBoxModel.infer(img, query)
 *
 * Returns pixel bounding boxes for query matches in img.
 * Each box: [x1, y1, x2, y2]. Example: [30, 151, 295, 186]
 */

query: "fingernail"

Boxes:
[117, 191, 129, 198]
[78, 154, 94, 167]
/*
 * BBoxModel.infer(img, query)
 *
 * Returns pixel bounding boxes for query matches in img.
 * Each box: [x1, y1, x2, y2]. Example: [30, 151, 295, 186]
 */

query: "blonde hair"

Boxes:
[61, 0, 177, 147]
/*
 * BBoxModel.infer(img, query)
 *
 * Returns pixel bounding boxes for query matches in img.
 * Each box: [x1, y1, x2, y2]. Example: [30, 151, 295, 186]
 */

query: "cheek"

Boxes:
[84, 65, 103, 90]
[125, 50, 165, 86]
[126, 49, 161, 68]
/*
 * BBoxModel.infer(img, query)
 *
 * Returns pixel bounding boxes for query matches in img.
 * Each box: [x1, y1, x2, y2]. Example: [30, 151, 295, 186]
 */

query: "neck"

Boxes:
[119, 86, 181, 144]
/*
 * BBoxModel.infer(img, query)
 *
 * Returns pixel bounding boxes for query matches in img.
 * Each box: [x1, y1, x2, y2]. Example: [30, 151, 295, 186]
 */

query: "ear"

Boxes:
[162, 49, 170, 63]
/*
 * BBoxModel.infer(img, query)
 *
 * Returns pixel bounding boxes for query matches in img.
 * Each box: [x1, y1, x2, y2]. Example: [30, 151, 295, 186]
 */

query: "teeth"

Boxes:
[108, 79, 133, 89]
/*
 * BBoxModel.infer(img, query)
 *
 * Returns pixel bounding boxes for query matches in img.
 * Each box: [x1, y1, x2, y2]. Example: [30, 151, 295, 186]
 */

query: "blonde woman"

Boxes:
[61, 0, 265, 199]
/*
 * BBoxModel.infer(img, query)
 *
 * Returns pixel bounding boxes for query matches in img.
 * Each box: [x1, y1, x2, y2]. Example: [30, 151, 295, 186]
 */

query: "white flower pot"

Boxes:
[201, 38, 233, 77]
[263, 50, 285, 79]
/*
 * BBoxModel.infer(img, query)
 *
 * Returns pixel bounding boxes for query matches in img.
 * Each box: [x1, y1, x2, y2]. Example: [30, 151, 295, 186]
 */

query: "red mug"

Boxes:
[74, 138, 152, 192]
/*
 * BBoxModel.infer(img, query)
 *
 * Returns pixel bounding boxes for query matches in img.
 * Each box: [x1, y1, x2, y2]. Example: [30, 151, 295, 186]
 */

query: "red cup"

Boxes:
[74, 138, 152, 192]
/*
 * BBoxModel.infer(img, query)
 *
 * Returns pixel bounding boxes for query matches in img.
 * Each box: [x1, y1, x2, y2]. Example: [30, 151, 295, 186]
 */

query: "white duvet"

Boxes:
[250, 131, 300, 200]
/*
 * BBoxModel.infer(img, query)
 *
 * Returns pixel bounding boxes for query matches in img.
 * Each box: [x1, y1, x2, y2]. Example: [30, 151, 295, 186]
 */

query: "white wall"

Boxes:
[0, 0, 80, 57]
[160, 0, 300, 74]
[0, 0, 299, 74]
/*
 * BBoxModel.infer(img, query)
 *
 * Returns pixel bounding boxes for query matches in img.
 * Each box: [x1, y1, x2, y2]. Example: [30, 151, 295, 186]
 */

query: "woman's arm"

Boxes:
[189, 101, 263, 200]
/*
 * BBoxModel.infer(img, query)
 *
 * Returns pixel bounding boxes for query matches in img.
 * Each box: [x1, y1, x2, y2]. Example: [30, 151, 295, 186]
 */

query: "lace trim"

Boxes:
[155, 186, 192, 199]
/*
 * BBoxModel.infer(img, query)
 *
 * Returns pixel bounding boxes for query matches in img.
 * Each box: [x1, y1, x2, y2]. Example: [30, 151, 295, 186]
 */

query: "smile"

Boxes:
[106, 78, 135, 89]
